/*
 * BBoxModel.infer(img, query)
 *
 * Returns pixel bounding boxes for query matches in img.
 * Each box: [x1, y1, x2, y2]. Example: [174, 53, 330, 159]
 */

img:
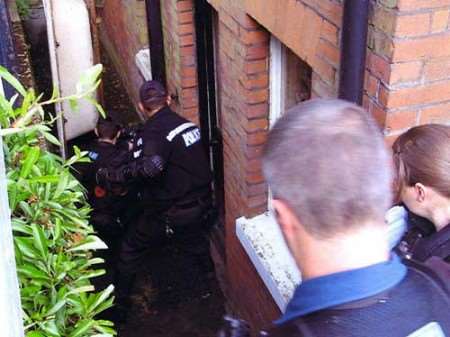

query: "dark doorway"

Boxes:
[195, 0, 224, 219]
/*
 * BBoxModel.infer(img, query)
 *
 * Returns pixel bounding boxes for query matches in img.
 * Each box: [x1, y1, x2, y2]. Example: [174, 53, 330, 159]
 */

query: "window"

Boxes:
[268, 36, 312, 208]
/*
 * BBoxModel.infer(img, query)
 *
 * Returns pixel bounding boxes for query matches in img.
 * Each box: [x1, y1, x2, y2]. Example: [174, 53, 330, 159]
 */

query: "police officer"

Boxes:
[76, 117, 129, 244]
[216, 100, 450, 337]
[98, 80, 212, 318]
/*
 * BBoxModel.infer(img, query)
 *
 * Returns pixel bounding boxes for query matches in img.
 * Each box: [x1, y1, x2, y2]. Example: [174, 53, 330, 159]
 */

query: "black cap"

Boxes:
[139, 80, 167, 104]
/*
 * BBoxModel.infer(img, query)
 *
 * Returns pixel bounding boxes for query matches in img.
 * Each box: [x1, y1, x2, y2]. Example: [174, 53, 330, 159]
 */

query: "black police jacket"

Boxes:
[76, 140, 129, 212]
[396, 211, 450, 262]
[105, 106, 212, 205]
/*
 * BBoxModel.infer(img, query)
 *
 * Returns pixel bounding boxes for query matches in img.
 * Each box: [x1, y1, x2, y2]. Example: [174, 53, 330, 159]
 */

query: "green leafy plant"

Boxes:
[0, 64, 116, 336]
[16, 0, 32, 18]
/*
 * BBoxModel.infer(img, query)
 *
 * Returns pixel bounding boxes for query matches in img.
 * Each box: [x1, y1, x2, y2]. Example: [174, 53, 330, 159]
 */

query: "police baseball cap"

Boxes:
[139, 80, 167, 104]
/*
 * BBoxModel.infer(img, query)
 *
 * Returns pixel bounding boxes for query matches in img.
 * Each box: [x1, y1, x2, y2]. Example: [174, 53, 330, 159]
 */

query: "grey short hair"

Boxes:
[262, 99, 392, 238]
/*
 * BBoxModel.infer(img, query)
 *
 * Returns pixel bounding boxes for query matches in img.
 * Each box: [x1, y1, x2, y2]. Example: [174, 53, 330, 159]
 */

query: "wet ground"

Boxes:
[17, 13, 226, 336]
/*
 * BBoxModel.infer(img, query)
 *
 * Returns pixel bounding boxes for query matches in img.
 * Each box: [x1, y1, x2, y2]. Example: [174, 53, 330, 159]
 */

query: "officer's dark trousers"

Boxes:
[114, 202, 210, 302]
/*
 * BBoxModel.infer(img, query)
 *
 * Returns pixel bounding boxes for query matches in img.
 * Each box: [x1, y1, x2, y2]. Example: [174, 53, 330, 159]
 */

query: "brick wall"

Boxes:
[100, 0, 450, 332]
[100, 0, 148, 108]
[161, 0, 199, 123]
[366, 0, 450, 145]
[210, 1, 279, 329]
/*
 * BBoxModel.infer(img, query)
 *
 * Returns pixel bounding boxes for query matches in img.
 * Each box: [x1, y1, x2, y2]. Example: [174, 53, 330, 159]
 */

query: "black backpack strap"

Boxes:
[404, 258, 450, 296]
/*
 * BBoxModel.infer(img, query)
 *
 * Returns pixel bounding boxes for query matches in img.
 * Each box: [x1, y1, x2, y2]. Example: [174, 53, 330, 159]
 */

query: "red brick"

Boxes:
[367, 51, 390, 84]
[219, 11, 239, 36]
[431, 10, 449, 32]
[246, 103, 269, 119]
[245, 158, 263, 173]
[316, 39, 340, 66]
[245, 145, 264, 159]
[181, 54, 196, 66]
[392, 35, 450, 62]
[179, 23, 194, 35]
[180, 34, 195, 46]
[385, 110, 418, 132]
[236, 14, 260, 30]
[246, 193, 268, 208]
[395, 13, 431, 37]
[242, 88, 269, 104]
[320, 19, 339, 45]
[381, 80, 450, 109]
[247, 131, 268, 146]
[178, 11, 193, 24]
[244, 117, 268, 132]
[240, 74, 269, 90]
[245, 44, 269, 61]
[365, 72, 379, 98]
[176, 0, 193, 12]
[180, 45, 195, 56]
[398, 0, 450, 10]
[246, 170, 265, 184]
[312, 56, 337, 85]
[246, 183, 268, 197]
[181, 66, 196, 77]
[181, 76, 197, 88]
[239, 29, 269, 45]
[420, 103, 450, 123]
[301, 0, 343, 27]
[390, 61, 423, 85]
[244, 59, 268, 74]
[424, 58, 450, 81]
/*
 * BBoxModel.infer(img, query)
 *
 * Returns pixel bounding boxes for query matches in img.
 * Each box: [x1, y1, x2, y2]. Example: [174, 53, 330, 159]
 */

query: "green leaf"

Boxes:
[69, 236, 108, 252]
[42, 132, 61, 146]
[31, 223, 48, 259]
[15, 237, 40, 260]
[0, 65, 27, 96]
[20, 146, 40, 178]
[16, 264, 49, 281]
[28, 175, 60, 184]
[45, 299, 66, 317]
[86, 284, 114, 314]
[50, 85, 60, 101]
[26, 331, 46, 337]
[53, 173, 68, 199]
[69, 319, 95, 337]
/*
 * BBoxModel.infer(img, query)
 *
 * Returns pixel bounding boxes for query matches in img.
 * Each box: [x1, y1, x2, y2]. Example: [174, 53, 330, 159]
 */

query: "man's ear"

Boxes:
[272, 199, 300, 237]
[414, 183, 426, 203]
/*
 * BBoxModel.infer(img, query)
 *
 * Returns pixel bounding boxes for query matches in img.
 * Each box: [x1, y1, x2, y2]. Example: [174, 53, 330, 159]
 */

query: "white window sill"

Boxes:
[236, 206, 407, 312]
[236, 212, 301, 311]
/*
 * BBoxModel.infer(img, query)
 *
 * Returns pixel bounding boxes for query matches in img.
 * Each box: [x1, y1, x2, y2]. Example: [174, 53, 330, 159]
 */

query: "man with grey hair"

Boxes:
[259, 99, 450, 337]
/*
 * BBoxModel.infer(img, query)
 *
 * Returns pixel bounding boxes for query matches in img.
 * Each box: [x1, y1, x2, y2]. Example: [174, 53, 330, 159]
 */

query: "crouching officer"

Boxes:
[97, 80, 213, 319]
[75, 117, 130, 245]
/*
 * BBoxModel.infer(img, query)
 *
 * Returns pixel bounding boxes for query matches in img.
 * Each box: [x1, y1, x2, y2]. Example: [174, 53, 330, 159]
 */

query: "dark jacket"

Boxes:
[262, 258, 450, 337]
[103, 106, 212, 207]
[396, 211, 450, 262]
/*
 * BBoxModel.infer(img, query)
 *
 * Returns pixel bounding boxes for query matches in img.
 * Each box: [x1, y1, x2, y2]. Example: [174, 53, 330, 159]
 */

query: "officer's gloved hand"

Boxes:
[96, 167, 124, 186]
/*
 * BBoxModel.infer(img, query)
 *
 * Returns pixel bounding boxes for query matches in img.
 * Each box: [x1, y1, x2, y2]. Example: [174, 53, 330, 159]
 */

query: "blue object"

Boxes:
[275, 254, 407, 325]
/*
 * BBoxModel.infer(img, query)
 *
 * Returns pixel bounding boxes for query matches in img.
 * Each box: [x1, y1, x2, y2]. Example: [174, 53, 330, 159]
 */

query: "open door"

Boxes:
[195, 0, 224, 218]
[43, 0, 98, 154]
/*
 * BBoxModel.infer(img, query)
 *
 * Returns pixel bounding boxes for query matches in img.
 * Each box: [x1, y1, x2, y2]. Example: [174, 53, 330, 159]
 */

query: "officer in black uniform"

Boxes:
[396, 210, 450, 263]
[76, 117, 130, 244]
[98, 80, 212, 317]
